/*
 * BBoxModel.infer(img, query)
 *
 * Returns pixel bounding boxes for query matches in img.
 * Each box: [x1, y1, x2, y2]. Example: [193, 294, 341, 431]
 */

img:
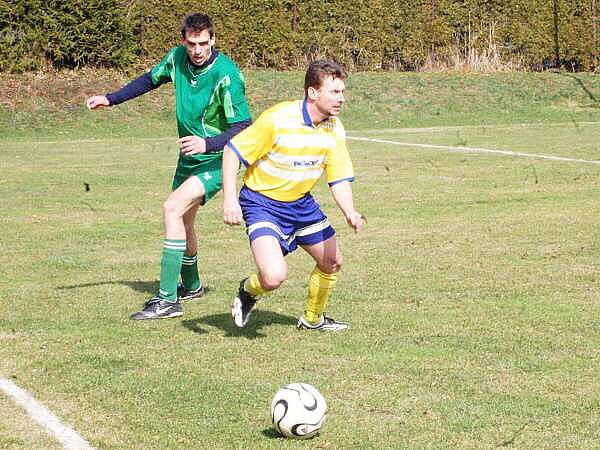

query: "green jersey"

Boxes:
[151, 46, 251, 173]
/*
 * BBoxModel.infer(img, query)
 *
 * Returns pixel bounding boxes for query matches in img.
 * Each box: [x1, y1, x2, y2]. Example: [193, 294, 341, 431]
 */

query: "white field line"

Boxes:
[8, 120, 600, 146]
[0, 376, 94, 450]
[351, 121, 600, 134]
[347, 136, 600, 165]
[5, 123, 600, 166]
[10, 137, 177, 146]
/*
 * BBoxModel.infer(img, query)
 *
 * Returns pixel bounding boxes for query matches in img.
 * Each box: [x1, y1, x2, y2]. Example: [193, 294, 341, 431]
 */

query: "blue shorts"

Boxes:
[239, 186, 335, 255]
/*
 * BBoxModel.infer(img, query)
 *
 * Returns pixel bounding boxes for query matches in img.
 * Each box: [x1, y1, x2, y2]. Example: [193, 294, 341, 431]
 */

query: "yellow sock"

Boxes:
[304, 267, 337, 324]
[244, 273, 268, 297]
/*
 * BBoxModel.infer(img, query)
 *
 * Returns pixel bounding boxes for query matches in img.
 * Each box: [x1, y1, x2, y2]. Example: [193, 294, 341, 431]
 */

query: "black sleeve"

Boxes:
[106, 72, 159, 106]
[205, 119, 252, 153]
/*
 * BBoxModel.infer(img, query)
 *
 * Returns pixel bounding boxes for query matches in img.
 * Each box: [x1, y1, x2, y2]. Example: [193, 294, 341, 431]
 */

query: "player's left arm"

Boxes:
[179, 116, 251, 157]
[202, 119, 252, 153]
[326, 124, 363, 233]
[329, 181, 364, 233]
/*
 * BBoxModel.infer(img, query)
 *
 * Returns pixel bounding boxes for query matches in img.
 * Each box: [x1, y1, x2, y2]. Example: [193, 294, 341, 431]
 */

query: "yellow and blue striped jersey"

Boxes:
[228, 99, 354, 202]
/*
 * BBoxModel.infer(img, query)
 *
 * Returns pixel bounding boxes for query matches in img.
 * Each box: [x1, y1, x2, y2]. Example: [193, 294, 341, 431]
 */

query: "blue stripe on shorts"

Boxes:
[239, 186, 335, 255]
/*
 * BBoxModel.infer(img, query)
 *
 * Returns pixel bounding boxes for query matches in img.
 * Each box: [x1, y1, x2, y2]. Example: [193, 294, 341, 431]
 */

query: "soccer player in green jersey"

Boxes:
[86, 13, 252, 320]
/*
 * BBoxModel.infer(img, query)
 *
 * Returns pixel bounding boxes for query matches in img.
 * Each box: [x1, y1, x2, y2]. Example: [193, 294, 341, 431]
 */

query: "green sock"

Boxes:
[181, 254, 201, 291]
[158, 239, 186, 302]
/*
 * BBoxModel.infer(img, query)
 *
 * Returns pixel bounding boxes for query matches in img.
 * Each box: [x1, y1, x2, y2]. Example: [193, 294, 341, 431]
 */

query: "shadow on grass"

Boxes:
[261, 428, 321, 440]
[557, 72, 599, 105]
[56, 279, 159, 295]
[261, 428, 282, 439]
[182, 310, 296, 339]
[56, 280, 213, 297]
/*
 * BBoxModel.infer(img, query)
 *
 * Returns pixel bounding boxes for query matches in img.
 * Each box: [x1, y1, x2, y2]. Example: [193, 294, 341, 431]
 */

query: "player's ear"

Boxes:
[307, 86, 319, 101]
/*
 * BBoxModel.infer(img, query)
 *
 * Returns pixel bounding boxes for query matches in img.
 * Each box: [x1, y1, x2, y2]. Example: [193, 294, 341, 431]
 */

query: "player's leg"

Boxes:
[251, 235, 289, 290]
[160, 176, 205, 300]
[297, 235, 347, 331]
[232, 235, 288, 328]
[179, 163, 222, 300]
[178, 203, 205, 300]
[291, 193, 346, 330]
[130, 177, 205, 320]
[231, 187, 296, 327]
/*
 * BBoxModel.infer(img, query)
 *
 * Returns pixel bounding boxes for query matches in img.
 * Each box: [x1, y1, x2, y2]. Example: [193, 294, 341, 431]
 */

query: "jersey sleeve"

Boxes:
[150, 48, 177, 87]
[106, 72, 157, 105]
[221, 70, 252, 124]
[325, 121, 355, 186]
[228, 110, 274, 168]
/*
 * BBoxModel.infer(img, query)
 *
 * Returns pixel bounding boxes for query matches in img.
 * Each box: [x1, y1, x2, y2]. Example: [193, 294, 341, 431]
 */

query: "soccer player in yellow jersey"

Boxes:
[222, 59, 364, 331]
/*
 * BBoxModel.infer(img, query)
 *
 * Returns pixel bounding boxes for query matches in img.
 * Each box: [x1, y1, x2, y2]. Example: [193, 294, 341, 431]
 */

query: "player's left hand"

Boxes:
[178, 135, 207, 155]
[346, 210, 364, 233]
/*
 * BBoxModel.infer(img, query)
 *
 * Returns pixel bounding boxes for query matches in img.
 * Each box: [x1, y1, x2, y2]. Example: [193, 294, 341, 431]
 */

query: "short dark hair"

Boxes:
[304, 59, 347, 95]
[181, 13, 215, 38]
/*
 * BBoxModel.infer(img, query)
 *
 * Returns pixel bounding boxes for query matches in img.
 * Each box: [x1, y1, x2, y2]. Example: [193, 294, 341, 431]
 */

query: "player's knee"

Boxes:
[260, 267, 288, 290]
[320, 253, 343, 274]
[333, 255, 343, 272]
[163, 197, 183, 220]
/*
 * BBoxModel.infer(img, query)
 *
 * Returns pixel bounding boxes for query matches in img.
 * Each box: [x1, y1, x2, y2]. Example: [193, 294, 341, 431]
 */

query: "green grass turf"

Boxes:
[1, 70, 599, 139]
[1, 70, 599, 448]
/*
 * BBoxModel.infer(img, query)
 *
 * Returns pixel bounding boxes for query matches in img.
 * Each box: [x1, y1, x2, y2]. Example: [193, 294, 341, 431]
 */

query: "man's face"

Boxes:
[183, 29, 215, 66]
[312, 76, 346, 118]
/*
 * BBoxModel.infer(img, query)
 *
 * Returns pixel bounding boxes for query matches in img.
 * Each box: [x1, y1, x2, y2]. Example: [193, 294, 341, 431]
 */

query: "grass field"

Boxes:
[1, 70, 600, 449]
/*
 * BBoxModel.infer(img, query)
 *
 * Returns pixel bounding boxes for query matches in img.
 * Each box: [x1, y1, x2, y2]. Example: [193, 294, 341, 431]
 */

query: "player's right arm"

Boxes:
[222, 145, 243, 226]
[222, 107, 276, 225]
[86, 48, 175, 110]
[86, 72, 158, 110]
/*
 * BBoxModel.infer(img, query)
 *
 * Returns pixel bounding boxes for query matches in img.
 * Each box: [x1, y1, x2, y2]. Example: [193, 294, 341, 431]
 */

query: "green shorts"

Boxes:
[172, 156, 223, 204]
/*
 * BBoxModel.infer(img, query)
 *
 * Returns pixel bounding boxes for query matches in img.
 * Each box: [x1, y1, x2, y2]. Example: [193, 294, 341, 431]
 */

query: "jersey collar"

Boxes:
[301, 98, 313, 127]
[188, 50, 218, 72]
[302, 98, 330, 128]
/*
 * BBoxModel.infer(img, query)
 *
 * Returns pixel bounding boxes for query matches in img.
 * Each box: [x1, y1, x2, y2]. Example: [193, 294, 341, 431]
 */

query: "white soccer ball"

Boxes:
[270, 383, 327, 439]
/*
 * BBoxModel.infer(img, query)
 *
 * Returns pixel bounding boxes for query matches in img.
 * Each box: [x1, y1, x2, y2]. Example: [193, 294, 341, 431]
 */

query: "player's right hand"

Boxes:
[223, 198, 243, 226]
[86, 95, 110, 109]
[178, 135, 207, 155]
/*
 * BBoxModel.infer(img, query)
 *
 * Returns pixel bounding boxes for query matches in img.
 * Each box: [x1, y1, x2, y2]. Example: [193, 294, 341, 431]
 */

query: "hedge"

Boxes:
[0, 0, 139, 72]
[0, 0, 597, 72]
